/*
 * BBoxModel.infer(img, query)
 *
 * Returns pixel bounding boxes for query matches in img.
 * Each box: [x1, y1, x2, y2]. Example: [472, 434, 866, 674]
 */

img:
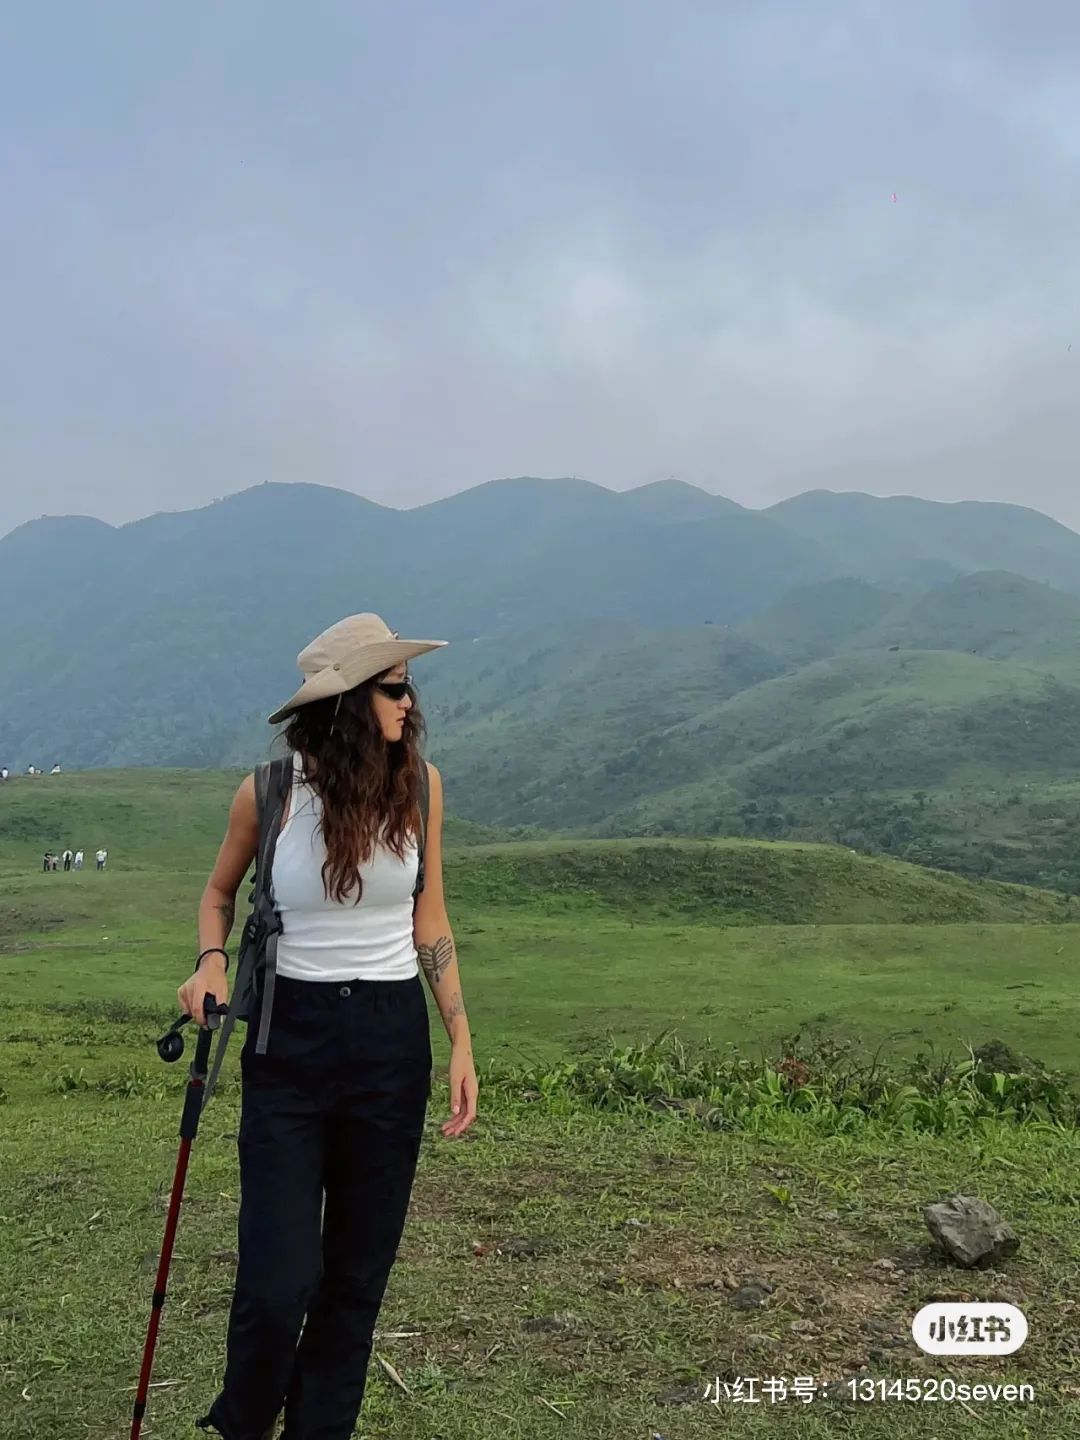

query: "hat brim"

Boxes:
[267, 638, 448, 726]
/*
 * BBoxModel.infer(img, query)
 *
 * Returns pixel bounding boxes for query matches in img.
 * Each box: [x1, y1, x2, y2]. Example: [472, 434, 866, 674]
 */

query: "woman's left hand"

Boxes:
[441, 1043, 478, 1138]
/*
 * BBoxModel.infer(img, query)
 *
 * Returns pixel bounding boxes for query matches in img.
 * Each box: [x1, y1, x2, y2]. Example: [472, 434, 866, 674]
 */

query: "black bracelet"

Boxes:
[197, 947, 229, 971]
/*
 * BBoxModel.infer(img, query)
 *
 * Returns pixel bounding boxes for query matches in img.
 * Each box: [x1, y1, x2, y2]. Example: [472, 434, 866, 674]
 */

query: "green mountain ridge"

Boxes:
[6, 477, 1080, 886]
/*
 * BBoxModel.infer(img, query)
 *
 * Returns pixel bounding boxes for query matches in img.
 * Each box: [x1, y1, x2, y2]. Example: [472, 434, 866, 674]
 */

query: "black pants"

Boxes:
[199, 973, 432, 1440]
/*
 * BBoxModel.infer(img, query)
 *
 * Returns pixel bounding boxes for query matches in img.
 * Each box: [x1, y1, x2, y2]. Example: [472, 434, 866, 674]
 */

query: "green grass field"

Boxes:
[3, 771, 1080, 1436]
[6, 842, 1080, 1073]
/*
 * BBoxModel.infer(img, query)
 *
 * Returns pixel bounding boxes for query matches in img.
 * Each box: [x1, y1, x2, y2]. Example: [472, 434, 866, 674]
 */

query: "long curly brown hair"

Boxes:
[282, 673, 427, 904]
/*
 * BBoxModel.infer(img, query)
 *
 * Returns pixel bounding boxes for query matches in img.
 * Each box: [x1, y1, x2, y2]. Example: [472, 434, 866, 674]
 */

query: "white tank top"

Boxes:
[272, 751, 420, 983]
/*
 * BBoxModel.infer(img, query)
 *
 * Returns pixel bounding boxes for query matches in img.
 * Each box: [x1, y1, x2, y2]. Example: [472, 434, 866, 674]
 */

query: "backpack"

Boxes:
[202, 753, 430, 1106]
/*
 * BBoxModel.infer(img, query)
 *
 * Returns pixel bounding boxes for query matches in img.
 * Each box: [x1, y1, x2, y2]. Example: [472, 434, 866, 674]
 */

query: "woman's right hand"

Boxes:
[178, 959, 230, 1028]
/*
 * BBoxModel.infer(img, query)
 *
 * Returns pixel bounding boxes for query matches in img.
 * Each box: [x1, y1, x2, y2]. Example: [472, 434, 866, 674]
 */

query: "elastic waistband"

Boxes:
[272, 972, 421, 995]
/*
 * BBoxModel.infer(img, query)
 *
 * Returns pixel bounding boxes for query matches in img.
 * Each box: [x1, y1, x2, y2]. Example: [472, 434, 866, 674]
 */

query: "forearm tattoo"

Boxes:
[447, 991, 465, 1020]
[417, 935, 454, 985]
[216, 899, 235, 935]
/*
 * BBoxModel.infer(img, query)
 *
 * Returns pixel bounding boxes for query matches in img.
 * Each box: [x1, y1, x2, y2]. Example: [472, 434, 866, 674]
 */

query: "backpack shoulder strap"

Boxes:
[254, 756, 292, 886]
[202, 755, 293, 1108]
[251, 755, 292, 1055]
[254, 761, 272, 828]
[414, 760, 431, 899]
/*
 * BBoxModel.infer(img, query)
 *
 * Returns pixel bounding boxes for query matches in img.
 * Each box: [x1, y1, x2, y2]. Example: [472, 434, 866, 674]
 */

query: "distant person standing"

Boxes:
[1, 766, 8, 781]
[74, 849, 84, 870]
[43, 852, 51, 873]
[95, 848, 107, 871]
[62, 848, 74, 872]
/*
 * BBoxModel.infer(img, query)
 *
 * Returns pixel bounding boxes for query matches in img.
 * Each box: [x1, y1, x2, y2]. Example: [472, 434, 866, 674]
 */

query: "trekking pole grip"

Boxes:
[178, 996, 226, 1140]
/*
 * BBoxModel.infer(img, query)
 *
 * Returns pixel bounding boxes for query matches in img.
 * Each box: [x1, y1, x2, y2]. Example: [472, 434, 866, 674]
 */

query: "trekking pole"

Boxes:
[130, 995, 227, 1440]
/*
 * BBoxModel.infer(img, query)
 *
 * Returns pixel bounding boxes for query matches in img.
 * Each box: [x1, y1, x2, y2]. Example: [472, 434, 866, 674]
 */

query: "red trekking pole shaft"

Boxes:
[130, 996, 223, 1440]
[130, 1136, 194, 1436]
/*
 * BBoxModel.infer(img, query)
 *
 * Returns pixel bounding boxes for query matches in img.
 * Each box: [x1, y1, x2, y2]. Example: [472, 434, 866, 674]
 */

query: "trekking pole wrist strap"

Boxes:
[196, 947, 229, 971]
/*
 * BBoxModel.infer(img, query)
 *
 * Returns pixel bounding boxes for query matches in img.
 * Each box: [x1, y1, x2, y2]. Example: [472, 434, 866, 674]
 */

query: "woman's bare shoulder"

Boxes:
[232, 773, 257, 819]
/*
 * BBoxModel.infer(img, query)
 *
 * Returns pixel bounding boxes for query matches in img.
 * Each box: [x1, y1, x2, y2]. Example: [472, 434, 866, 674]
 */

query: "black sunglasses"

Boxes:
[374, 675, 414, 701]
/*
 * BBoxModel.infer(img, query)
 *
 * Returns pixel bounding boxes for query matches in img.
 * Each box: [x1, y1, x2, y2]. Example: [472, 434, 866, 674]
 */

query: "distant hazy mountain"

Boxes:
[0, 476, 829, 769]
[618, 478, 746, 523]
[5, 477, 1080, 801]
[767, 489, 1080, 594]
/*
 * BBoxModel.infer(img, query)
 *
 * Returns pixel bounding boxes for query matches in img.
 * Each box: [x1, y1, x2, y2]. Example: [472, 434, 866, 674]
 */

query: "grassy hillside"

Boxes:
[14, 645, 1075, 904]
[3, 768, 1068, 926]
[11, 857, 1080, 1071]
[737, 570, 1080, 666]
[416, 619, 782, 822]
[0, 767, 508, 873]
[443, 837, 1071, 926]
[3, 769, 1079, 1077]
[852, 570, 1080, 659]
[15, 639, 1076, 903]
[438, 646, 1080, 829]
[735, 578, 899, 663]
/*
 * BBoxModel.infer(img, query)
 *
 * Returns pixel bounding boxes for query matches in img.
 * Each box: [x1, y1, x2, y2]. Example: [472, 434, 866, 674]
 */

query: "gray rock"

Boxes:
[923, 1195, 1019, 1269]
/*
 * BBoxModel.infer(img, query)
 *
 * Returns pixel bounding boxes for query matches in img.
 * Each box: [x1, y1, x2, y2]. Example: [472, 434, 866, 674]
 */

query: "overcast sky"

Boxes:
[3, 0, 1080, 539]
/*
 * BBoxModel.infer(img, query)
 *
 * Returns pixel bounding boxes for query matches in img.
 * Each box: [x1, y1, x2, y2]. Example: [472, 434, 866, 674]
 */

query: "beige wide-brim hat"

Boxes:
[268, 613, 448, 725]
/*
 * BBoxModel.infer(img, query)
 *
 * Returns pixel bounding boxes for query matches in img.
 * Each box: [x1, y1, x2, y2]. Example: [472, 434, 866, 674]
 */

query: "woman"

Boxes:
[179, 612, 478, 1440]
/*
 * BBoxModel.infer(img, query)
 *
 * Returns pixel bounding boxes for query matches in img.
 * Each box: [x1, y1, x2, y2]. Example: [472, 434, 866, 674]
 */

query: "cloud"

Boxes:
[2, 0, 1080, 534]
